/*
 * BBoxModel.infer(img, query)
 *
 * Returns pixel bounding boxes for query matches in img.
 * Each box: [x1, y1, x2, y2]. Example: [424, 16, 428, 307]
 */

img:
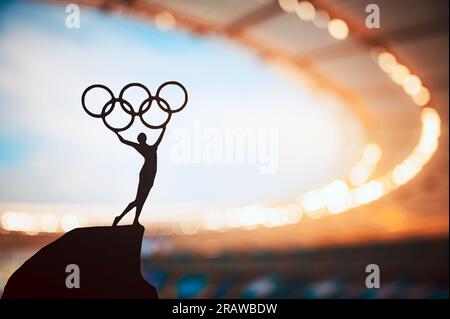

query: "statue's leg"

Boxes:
[133, 180, 153, 225]
[133, 202, 143, 225]
[113, 201, 136, 226]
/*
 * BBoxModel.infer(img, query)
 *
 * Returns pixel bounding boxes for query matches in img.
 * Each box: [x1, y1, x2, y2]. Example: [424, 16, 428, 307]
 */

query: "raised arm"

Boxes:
[154, 127, 166, 147]
[116, 132, 138, 148]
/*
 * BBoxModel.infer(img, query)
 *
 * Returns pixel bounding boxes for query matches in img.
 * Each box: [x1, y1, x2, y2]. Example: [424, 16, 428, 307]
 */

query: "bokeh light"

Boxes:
[328, 19, 349, 40]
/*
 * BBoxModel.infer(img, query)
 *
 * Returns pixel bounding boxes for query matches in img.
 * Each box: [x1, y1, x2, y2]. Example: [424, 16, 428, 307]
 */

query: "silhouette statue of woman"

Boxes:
[112, 128, 166, 226]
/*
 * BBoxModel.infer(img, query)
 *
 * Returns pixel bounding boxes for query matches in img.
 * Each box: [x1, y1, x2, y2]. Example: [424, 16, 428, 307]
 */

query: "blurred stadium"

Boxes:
[0, 0, 448, 298]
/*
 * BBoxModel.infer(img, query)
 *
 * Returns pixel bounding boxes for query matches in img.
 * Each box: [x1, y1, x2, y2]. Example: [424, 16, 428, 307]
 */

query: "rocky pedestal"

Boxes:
[2, 224, 158, 299]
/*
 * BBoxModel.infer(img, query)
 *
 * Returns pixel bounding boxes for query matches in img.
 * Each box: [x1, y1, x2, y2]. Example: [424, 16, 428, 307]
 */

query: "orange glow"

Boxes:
[413, 87, 431, 106]
[378, 52, 397, 73]
[296, 1, 316, 21]
[390, 64, 410, 85]
[403, 75, 422, 96]
[155, 11, 176, 31]
[328, 19, 349, 40]
[278, 0, 298, 13]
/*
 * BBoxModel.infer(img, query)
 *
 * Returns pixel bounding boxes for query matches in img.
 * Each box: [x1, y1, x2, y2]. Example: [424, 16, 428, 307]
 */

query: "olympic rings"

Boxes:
[139, 96, 173, 129]
[81, 84, 114, 118]
[101, 98, 135, 132]
[156, 81, 188, 113]
[81, 82, 188, 132]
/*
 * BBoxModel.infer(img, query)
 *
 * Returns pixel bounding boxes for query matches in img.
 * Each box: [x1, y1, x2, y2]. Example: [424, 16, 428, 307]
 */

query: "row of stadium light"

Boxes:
[152, 0, 351, 41]
[0, 1, 441, 235]
[0, 212, 81, 234]
[278, 0, 349, 40]
[188, 1, 441, 233]
[375, 50, 431, 106]
[143, 0, 440, 235]
[2, 110, 438, 236]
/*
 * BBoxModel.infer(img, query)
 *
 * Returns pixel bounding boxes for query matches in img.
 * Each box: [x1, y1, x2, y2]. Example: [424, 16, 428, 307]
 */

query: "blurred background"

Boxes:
[0, 0, 448, 298]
